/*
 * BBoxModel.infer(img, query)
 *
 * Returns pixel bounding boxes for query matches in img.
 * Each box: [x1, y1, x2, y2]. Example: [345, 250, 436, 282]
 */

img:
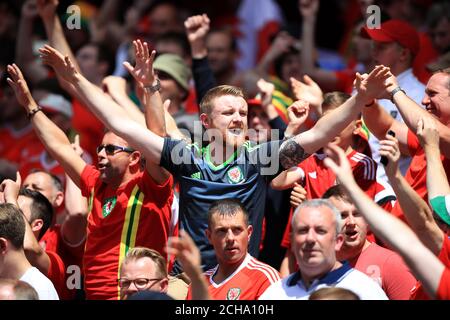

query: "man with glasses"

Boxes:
[6, 63, 175, 300]
[118, 247, 169, 300]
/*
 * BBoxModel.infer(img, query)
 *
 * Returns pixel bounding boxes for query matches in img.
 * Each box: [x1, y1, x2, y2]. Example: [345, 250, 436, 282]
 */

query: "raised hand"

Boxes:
[123, 40, 156, 87]
[290, 183, 307, 208]
[39, 45, 78, 83]
[290, 75, 323, 112]
[323, 143, 355, 187]
[355, 65, 391, 104]
[299, 0, 319, 18]
[379, 133, 401, 177]
[6, 64, 38, 110]
[0, 171, 22, 205]
[36, 0, 58, 21]
[166, 230, 202, 279]
[22, 0, 39, 20]
[256, 78, 275, 107]
[417, 117, 440, 149]
[184, 14, 210, 44]
[288, 99, 310, 126]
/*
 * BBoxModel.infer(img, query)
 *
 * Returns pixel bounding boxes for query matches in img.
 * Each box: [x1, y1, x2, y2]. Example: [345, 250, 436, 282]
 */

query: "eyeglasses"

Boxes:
[96, 144, 134, 155]
[118, 278, 162, 289]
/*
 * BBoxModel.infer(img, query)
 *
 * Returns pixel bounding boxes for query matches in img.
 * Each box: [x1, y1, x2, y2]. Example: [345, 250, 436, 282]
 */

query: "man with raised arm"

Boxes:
[6, 60, 174, 300]
[324, 142, 449, 299]
[38, 43, 390, 272]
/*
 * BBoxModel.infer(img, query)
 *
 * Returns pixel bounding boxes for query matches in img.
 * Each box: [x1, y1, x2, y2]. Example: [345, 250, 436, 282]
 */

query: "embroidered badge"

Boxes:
[227, 287, 241, 300]
[191, 172, 201, 180]
[227, 166, 243, 184]
[102, 196, 117, 218]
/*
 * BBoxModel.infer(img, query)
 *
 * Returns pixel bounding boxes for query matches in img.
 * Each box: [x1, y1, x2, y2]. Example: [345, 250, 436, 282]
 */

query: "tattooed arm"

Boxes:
[279, 138, 310, 169]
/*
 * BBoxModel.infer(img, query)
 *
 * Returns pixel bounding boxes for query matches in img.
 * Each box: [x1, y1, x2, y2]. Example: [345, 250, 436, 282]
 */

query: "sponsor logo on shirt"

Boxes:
[102, 196, 117, 218]
[227, 166, 243, 184]
[227, 287, 241, 300]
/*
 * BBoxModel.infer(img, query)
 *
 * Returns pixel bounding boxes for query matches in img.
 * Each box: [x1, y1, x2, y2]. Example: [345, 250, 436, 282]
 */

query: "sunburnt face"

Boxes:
[204, 95, 248, 149]
[291, 206, 343, 277]
[206, 211, 252, 267]
[422, 73, 450, 126]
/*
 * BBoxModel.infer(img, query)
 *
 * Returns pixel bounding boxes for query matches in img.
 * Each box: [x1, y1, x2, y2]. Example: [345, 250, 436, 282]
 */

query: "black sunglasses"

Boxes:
[96, 144, 134, 155]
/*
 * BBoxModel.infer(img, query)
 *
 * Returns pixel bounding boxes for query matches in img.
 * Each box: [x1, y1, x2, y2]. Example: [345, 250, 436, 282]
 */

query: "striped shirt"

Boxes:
[80, 165, 174, 300]
[187, 254, 280, 300]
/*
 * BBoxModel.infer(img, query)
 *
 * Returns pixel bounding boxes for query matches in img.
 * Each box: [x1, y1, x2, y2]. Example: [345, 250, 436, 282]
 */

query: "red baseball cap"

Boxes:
[360, 19, 420, 56]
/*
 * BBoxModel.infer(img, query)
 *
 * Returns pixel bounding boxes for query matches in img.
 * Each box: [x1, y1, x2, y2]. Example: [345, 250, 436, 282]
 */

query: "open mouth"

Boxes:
[228, 128, 243, 136]
[345, 230, 358, 240]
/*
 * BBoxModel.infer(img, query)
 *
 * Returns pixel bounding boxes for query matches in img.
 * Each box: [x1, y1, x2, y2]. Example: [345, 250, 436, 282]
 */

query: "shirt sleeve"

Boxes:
[381, 252, 418, 300]
[159, 138, 193, 177]
[406, 129, 421, 156]
[437, 267, 450, 300]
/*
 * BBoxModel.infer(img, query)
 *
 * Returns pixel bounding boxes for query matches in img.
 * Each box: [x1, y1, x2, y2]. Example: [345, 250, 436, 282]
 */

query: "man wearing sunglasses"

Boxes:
[7, 63, 174, 300]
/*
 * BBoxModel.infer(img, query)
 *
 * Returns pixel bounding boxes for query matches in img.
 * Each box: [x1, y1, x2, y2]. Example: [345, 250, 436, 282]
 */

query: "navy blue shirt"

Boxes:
[160, 138, 283, 272]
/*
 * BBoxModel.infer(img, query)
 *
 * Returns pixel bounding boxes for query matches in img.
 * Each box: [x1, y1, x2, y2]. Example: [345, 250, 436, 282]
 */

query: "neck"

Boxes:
[208, 141, 238, 166]
[0, 250, 32, 279]
[337, 240, 370, 265]
[301, 261, 342, 289]
[213, 255, 246, 284]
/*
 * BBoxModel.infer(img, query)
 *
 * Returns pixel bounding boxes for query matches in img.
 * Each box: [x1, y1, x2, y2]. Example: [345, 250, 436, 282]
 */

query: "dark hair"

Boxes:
[274, 47, 300, 80]
[426, 1, 450, 29]
[207, 199, 249, 228]
[77, 42, 116, 75]
[207, 28, 238, 52]
[28, 169, 64, 193]
[0, 203, 25, 249]
[19, 188, 53, 240]
[155, 31, 191, 58]
[322, 92, 351, 113]
[322, 184, 351, 203]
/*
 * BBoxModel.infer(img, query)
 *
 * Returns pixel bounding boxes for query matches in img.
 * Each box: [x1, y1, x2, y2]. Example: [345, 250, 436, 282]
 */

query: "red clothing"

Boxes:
[437, 267, 450, 300]
[353, 242, 416, 300]
[281, 150, 381, 249]
[46, 250, 70, 300]
[80, 165, 174, 300]
[390, 131, 450, 222]
[411, 236, 450, 300]
[186, 255, 280, 300]
[71, 99, 104, 162]
[0, 125, 37, 163]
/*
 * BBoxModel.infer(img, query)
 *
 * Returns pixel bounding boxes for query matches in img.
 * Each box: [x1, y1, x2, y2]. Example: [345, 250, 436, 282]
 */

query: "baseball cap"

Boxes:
[426, 52, 450, 72]
[153, 54, 191, 91]
[430, 195, 450, 227]
[38, 94, 73, 118]
[360, 20, 420, 56]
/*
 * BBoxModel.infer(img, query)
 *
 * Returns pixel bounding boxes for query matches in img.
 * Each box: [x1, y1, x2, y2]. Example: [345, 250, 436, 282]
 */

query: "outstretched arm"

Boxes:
[324, 143, 445, 299]
[39, 45, 165, 166]
[279, 66, 390, 168]
[386, 72, 450, 158]
[418, 117, 450, 198]
[6, 64, 85, 187]
[381, 131, 444, 255]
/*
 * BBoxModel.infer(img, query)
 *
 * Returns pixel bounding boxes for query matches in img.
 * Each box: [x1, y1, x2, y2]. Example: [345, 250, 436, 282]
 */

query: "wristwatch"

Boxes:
[390, 86, 405, 103]
[144, 78, 161, 93]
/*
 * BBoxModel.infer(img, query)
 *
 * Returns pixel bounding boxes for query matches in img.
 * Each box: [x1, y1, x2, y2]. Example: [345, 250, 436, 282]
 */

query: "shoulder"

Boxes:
[246, 257, 281, 284]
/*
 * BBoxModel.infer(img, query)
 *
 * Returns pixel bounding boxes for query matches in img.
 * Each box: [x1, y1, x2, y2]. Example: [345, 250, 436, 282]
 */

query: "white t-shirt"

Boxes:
[20, 267, 59, 300]
[259, 262, 388, 300]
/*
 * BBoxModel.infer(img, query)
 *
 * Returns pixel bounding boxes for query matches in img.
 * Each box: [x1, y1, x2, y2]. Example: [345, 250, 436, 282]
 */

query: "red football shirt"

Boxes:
[186, 255, 280, 300]
[281, 150, 381, 249]
[80, 165, 174, 300]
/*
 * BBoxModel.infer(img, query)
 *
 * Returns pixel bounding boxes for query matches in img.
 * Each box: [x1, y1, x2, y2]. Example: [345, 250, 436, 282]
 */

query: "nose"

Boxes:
[305, 228, 316, 243]
[225, 229, 235, 242]
[127, 281, 139, 294]
[422, 94, 430, 107]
